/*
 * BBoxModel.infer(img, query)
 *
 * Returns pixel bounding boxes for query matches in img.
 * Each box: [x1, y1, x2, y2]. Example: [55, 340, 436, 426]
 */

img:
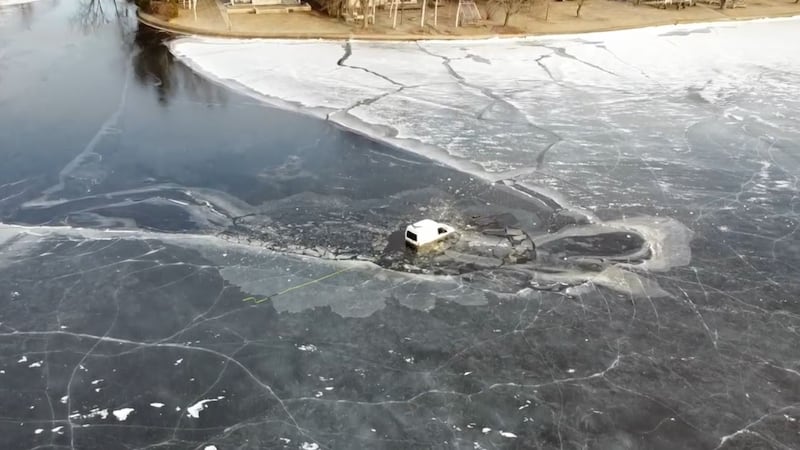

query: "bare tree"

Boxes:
[490, 0, 533, 26]
[348, 0, 371, 28]
[318, 0, 347, 17]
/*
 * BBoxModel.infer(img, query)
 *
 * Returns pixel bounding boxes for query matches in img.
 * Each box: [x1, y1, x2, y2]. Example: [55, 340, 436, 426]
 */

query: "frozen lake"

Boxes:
[1, 1, 799, 448]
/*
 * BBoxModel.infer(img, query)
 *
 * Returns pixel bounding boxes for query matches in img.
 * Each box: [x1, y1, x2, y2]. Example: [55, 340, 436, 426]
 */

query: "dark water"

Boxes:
[0, 1, 798, 449]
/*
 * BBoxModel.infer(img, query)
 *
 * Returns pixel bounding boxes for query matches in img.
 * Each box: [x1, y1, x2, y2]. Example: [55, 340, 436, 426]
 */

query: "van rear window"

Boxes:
[406, 231, 418, 241]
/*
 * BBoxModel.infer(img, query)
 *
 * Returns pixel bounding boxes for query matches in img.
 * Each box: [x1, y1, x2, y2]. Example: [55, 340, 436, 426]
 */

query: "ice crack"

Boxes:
[714, 405, 800, 450]
[337, 41, 404, 87]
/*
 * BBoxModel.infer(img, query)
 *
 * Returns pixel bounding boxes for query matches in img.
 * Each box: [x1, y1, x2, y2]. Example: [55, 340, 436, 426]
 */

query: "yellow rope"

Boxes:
[242, 267, 352, 304]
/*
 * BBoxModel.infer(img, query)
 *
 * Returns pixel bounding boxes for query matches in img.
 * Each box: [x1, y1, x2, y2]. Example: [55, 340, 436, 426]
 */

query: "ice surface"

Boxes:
[171, 18, 800, 182]
[2, 13, 799, 449]
[1, 208, 796, 445]
[171, 40, 393, 115]
[170, 19, 800, 292]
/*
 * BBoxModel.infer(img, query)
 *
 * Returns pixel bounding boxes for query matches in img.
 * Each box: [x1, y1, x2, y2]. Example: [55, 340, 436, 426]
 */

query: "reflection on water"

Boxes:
[72, 0, 129, 35]
[133, 25, 229, 106]
[0, 0, 224, 106]
[0, 1, 37, 29]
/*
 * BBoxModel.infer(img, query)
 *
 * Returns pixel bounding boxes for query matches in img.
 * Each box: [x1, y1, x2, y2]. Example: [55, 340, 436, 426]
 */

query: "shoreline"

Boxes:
[138, 7, 799, 41]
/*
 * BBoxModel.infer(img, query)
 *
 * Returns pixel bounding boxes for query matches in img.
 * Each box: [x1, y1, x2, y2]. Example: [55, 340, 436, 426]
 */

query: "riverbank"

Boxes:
[138, 0, 799, 40]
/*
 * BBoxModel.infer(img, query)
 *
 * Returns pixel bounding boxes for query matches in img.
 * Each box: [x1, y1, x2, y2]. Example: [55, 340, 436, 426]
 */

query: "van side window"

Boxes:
[437, 227, 447, 234]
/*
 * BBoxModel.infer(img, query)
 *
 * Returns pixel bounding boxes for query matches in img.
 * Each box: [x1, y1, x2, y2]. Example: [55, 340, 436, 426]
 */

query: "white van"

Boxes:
[405, 219, 455, 248]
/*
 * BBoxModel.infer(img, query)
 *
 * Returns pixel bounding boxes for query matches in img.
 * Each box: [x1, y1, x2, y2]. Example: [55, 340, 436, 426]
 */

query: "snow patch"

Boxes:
[70, 408, 109, 421]
[112, 408, 135, 421]
[186, 396, 224, 419]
